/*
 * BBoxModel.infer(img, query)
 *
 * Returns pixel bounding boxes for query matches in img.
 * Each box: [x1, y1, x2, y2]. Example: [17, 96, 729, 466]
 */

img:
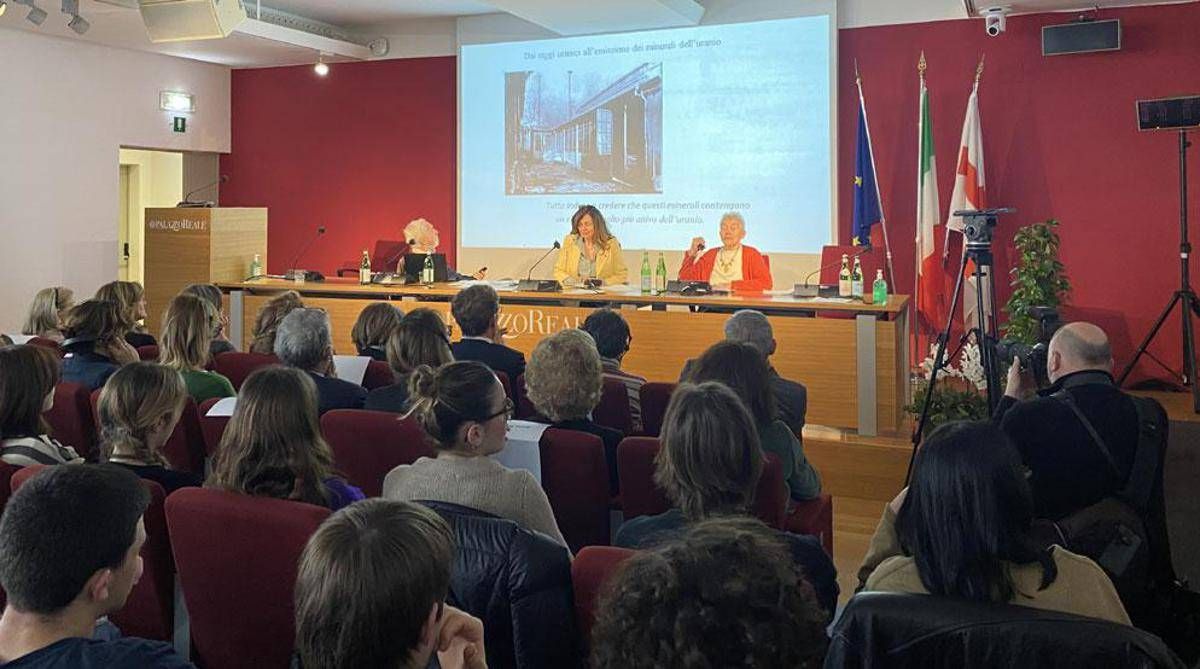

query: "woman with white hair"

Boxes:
[396, 218, 486, 281]
[679, 212, 773, 292]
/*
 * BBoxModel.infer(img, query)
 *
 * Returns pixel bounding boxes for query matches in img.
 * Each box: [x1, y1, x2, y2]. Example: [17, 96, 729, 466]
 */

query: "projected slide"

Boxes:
[461, 15, 831, 254]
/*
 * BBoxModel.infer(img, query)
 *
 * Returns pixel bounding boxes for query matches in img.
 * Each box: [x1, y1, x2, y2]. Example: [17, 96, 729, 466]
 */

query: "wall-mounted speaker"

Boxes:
[1137, 96, 1200, 132]
[139, 0, 246, 43]
[1042, 19, 1120, 56]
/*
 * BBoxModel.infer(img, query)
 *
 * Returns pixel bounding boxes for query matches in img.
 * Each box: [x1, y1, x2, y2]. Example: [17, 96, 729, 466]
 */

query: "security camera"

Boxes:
[984, 7, 1008, 36]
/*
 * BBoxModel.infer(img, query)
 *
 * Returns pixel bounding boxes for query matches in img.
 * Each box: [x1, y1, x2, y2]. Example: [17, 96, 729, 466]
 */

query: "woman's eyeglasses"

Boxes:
[480, 397, 514, 422]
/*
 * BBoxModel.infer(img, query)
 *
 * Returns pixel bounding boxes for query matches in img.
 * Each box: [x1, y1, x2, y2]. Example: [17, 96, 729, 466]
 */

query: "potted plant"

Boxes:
[1002, 219, 1070, 345]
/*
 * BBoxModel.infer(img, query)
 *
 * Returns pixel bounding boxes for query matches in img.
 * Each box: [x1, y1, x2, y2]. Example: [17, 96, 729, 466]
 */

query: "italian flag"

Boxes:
[915, 66, 946, 352]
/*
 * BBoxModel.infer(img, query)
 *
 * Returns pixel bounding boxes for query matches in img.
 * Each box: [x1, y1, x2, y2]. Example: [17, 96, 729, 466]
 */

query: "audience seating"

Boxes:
[166, 488, 330, 669]
[212, 351, 279, 390]
[592, 376, 635, 435]
[0, 462, 23, 612]
[361, 359, 394, 390]
[786, 494, 834, 557]
[13, 465, 175, 641]
[826, 591, 1186, 668]
[44, 382, 98, 460]
[638, 382, 675, 437]
[571, 546, 635, 645]
[495, 371, 513, 403]
[136, 344, 159, 361]
[514, 374, 546, 422]
[539, 428, 611, 552]
[320, 409, 434, 497]
[197, 397, 230, 457]
[25, 336, 63, 356]
[90, 390, 206, 474]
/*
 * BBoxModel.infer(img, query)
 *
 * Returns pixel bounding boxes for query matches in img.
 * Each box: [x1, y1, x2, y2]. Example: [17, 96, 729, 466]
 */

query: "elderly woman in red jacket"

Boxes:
[678, 212, 773, 292]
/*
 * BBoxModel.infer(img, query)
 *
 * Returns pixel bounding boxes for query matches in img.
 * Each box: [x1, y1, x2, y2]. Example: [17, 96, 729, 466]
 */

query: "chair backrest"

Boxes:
[819, 245, 881, 285]
[93, 390, 206, 474]
[136, 344, 159, 361]
[362, 359, 394, 390]
[495, 371, 513, 402]
[197, 397, 230, 457]
[638, 382, 676, 437]
[212, 351, 279, 390]
[616, 437, 786, 529]
[593, 376, 634, 435]
[370, 239, 408, 272]
[0, 462, 23, 611]
[13, 465, 175, 641]
[45, 382, 97, 460]
[827, 591, 1186, 669]
[514, 373, 547, 421]
[166, 488, 330, 669]
[572, 546, 636, 645]
[26, 337, 64, 356]
[539, 428, 611, 552]
[320, 409, 434, 498]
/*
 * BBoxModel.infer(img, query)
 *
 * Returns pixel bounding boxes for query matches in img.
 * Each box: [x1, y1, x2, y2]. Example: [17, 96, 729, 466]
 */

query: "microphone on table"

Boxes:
[177, 174, 229, 207]
[287, 225, 327, 281]
[518, 240, 563, 292]
[794, 247, 870, 297]
[527, 240, 561, 280]
[384, 239, 416, 269]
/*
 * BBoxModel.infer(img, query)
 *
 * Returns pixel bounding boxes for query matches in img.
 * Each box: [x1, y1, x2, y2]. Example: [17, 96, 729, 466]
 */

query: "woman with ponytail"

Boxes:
[98, 362, 202, 493]
[382, 360, 567, 547]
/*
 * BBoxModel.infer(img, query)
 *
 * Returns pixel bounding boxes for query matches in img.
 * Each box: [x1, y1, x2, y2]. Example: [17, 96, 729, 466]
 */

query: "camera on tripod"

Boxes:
[961, 211, 998, 247]
[994, 306, 1062, 388]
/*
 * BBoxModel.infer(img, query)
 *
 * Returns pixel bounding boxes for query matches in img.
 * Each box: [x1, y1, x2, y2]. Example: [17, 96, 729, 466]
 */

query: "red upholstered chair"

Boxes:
[540, 428, 611, 552]
[593, 377, 634, 435]
[572, 546, 636, 645]
[27, 337, 64, 356]
[514, 374, 549, 422]
[320, 410, 434, 498]
[44, 382, 98, 461]
[12, 465, 175, 640]
[166, 488, 330, 669]
[197, 397, 231, 457]
[362, 359, 394, 390]
[754, 453, 788, 529]
[616, 437, 670, 519]
[337, 239, 409, 276]
[0, 462, 24, 611]
[637, 382, 676, 437]
[136, 345, 159, 361]
[212, 351, 279, 390]
[495, 371, 513, 402]
[786, 493, 834, 557]
[92, 391, 206, 474]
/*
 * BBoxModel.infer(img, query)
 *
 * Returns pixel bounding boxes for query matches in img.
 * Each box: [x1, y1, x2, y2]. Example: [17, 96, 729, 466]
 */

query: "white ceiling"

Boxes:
[263, 0, 497, 28]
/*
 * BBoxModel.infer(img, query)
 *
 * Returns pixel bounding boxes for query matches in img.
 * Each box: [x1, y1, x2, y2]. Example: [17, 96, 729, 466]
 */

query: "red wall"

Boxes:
[223, 4, 1199, 380]
[220, 57, 457, 273]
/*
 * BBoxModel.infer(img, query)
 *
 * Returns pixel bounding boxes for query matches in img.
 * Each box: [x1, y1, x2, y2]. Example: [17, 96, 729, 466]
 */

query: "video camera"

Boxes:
[994, 306, 1062, 388]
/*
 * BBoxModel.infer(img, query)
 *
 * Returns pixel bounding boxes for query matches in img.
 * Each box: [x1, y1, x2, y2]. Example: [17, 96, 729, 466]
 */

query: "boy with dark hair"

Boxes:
[0, 465, 192, 667]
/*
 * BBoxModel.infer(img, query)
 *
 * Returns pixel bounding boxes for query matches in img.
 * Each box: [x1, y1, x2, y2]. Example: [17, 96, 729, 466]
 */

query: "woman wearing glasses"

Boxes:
[382, 360, 568, 548]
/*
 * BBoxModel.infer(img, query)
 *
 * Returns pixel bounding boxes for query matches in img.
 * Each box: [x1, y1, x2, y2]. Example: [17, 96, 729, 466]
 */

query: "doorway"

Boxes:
[118, 148, 184, 283]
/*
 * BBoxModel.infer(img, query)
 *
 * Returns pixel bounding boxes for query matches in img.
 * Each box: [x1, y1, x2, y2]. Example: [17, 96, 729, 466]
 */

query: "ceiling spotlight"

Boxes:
[0, 2, 7, 19]
[26, 3, 47, 25]
[313, 54, 329, 77]
[67, 12, 88, 33]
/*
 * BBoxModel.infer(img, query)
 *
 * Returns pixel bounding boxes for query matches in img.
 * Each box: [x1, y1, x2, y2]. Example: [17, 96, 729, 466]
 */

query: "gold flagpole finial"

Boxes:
[974, 54, 985, 84]
[918, 51, 928, 77]
[854, 58, 861, 85]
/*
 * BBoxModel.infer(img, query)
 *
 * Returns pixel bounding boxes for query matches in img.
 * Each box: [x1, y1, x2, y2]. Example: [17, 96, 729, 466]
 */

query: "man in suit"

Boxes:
[450, 285, 525, 383]
[275, 308, 366, 414]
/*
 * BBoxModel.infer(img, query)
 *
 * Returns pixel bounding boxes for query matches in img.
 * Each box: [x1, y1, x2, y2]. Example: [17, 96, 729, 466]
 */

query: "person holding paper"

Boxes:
[552, 205, 629, 285]
[678, 212, 773, 292]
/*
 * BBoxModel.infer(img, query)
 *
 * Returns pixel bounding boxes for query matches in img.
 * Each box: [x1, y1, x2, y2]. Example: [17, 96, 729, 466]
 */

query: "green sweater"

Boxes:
[758, 419, 821, 501]
[181, 369, 236, 403]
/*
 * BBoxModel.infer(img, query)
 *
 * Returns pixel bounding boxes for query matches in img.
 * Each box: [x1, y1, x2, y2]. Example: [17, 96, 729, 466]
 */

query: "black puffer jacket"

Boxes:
[825, 592, 1184, 669]
[421, 501, 579, 669]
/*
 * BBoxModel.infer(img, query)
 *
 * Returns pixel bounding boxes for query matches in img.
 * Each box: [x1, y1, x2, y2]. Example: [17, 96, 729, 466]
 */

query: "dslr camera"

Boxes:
[994, 306, 1062, 388]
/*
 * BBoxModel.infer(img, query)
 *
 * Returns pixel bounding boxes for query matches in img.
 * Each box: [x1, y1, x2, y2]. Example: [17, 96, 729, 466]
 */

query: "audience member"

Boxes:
[274, 308, 366, 414]
[580, 308, 645, 433]
[450, 284, 525, 382]
[248, 290, 304, 355]
[351, 303, 404, 361]
[0, 345, 83, 466]
[159, 294, 235, 402]
[858, 421, 1130, 624]
[98, 363, 202, 493]
[525, 328, 624, 494]
[614, 381, 837, 616]
[365, 309, 453, 414]
[294, 499, 485, 669]
[208, 366, 364, 511]
[591, 517, 828, 669]
[0, 335, 11, 347]
[687, 341, 821, 500]
[180, 283, 235, 356]
[95, 281, 155, 349]
[0, 465, 193, 668]
[383, 361, 567, 547]
[61, 300, 138, 391]
[21, 287, 74, 343]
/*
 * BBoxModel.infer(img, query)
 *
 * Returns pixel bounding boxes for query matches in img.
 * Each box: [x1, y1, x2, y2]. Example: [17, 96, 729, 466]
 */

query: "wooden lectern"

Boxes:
[143, 208, 267, 333]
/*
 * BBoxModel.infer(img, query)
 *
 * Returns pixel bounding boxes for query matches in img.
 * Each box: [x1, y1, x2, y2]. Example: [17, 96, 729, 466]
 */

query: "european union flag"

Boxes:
[852, 102, 882, 247]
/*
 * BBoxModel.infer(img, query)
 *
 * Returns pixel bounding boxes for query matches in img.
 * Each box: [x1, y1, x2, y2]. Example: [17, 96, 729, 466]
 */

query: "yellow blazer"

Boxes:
[552, 234, 629, 284]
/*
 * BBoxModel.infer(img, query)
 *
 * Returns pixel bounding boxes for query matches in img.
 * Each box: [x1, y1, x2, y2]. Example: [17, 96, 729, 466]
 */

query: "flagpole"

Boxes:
[914, 52, 928, 365]
[855, 60, 897, 288]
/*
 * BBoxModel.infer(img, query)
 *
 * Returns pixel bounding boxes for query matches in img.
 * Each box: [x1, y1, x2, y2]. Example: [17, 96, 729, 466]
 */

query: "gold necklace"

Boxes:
[717, 246, 740, 273]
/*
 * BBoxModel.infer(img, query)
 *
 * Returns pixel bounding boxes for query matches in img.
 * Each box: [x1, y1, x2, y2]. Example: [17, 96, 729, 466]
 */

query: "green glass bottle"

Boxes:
[359, 249, 372, 285]
[851, 257, 864, 299]
[422, 253, 435, 284]
[640, 251, 651, 294]
[838, 254, 851, 297]
[655, 252, 668, 294]
[872, 269, 888, 305]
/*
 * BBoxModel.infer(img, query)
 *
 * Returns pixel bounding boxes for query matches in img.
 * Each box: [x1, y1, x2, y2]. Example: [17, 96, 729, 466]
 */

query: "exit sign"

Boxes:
[173, 116, 187, 133]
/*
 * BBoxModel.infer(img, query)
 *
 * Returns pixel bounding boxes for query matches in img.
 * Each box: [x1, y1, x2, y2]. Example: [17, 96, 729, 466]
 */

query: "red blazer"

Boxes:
[678, 245, 773, 292]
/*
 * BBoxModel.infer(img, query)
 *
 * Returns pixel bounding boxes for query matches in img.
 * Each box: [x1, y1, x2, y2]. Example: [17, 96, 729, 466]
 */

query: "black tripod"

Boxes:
[908, 209, 1010, 483]
[1118, 129, 1200, 413]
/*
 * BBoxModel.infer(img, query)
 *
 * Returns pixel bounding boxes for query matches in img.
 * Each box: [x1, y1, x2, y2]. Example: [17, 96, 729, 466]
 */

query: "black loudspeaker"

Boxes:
[1042, 19, 1120, 56]
[1137, 96, 1200, 132]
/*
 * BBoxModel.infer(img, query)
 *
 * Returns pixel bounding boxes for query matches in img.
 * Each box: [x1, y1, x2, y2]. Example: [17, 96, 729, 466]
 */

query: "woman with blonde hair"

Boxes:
[95, 280, 155, 348]
[159, 294, 236, 402]
[249, 290, 304, 354]
[552, 205, 628, 285]
[350, 302, 404, 361]
[181, 283, 236, 356]
[365, 308, 453, 414]
[61, 300, 138, 390]
[0, 345, 83, 466]
[98, 362, 202, 493]
[22, 287, 74, 342]
[207, 365, 364, 511]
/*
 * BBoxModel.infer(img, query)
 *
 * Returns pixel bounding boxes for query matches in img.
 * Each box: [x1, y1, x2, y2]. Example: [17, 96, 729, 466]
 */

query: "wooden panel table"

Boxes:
[219, 279, 911, 436]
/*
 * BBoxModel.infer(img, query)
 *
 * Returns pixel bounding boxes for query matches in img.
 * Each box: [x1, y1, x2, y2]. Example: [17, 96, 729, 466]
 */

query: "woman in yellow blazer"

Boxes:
[553, 205, 629, 285]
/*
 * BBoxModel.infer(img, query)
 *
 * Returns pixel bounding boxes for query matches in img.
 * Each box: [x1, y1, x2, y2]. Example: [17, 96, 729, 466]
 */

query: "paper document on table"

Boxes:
[332, 355, 371, 386]
[495, 419, 548, 482]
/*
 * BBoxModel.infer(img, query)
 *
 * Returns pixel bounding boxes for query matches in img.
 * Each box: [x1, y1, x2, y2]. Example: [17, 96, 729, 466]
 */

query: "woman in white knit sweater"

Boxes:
[382, 360, 568, 548]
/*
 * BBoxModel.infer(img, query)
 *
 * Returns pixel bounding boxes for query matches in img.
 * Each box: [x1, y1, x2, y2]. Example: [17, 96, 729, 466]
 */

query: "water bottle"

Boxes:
[422, 253, 435, 284]
[851, 257, 864, 299]
[655, 252, 668, 294]
[359, 249, 372, 285]
[838, 254, 851, 297]
[249, 254, 262, 279]
[640, 251, 651, 294]
[872, 269, 888, 305]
